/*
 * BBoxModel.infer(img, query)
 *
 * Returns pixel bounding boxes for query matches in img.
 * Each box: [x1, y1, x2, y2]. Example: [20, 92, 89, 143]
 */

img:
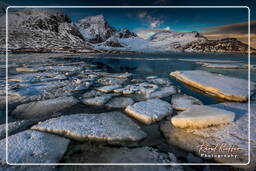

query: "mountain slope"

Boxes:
[0, 9, 253, 54]
[183, 38, 256, 53]
[76, 15, 116, 43]
[95, 30, 207, 52]
[150, 31, 207, 48]
[0, 9, 95, 53]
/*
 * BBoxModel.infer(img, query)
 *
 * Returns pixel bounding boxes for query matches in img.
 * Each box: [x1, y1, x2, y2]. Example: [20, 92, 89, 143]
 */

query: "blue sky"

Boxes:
[2, 0, 255, 42]
[6, 7, 249, 33]
[2, 0, 254, 32]
[55, 8, 249, 33]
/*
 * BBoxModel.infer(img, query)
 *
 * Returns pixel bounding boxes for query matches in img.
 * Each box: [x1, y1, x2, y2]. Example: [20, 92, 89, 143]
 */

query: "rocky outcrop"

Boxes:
[171, 105, 235, 128]
[171, 94, 203, 111]
[105, 97, 134, 109]
[76, 14, 116, 43]
[0, 130, 69, 167]
[82, 90, 103, 98]
[146, 76, 172, 86]
[124, 99, 173, 124]
[113, 28, 137, 39]
[96, 77, 128, 86]
[183, 38, 256, 54]
[96, 85, 122, 93]
[12, 96, 78, 119]
[149, 86, 177, 99]
[150, 31, 207, 48]
[0, 9, 94, 53]
[170, 70, 255, 102]
[82, 95, 112, 106]
[2, 9, 253, 54]
[114, 82, 159, 96]
[76, 15, 138, 49]
[31, 112, 147, 142]
[161, 102, 256, 169]
[0, 120, 36, 139]
[59, 143, 183, 171]
[103, 39, 124, 47]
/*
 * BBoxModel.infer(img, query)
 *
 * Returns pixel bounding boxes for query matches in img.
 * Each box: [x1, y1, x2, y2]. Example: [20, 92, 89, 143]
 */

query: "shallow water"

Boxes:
[2, 52, 254, 107]
[81, 52, 255, 105]
[1, 53, 253, 167]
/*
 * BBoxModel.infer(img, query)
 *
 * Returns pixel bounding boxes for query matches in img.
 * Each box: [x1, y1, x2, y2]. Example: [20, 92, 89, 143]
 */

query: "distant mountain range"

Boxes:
[0, 8, 255, 54]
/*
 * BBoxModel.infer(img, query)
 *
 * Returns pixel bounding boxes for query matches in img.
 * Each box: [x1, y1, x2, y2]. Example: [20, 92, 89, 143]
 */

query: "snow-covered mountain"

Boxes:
[113, 28, 138, 39]
[76, 15, 117, 43]
[183, 38, 256, 54]
[76, 14, 148, 51]
[0, 9, 253, 54]
[150, 31, 207, 48]
[0, 9, 94, 53]
[95, 30, 207, 52]
[95, 29, 254, 54]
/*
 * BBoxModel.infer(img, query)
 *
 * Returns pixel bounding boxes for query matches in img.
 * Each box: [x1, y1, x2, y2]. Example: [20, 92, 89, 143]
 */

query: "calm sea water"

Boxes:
[83, 52, 256, 105]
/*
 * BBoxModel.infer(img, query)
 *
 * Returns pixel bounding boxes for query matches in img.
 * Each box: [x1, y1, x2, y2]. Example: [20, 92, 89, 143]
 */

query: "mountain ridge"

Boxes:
[0, 8, 254, 54]
[0, 9, 96, 53]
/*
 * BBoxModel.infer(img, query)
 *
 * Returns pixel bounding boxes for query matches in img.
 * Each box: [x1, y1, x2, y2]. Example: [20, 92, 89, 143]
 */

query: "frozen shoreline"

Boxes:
[0, 53, 255, 170]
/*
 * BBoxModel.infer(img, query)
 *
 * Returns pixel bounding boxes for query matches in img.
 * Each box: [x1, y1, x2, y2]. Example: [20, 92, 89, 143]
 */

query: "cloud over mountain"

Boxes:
[202, 21, 255, 34]
[201, 21, 256, 48]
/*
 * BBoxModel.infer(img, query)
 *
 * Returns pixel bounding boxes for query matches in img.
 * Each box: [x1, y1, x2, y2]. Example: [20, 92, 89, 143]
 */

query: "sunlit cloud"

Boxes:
[201, 21, 256, 48]
[137, 10, 163, 28]
[202, 21, 256, 34]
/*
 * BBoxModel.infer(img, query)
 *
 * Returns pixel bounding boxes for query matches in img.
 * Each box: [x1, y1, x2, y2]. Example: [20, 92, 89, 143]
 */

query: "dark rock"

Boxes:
[1, 9, 93, 52]
[104, 39, 124, 47]
[114, 28, 137, 39]
[183, 38, 256, 54]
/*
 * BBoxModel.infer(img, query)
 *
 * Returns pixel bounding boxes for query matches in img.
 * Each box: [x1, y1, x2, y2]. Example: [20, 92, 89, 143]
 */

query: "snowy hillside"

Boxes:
[0, 9, 94, 52]
[0, 9, 252, 54]
[183, 38, 256, 53]
[95, 30, 206, 52]
[76, 15, 116, 43]
[150, 31, 207, 46]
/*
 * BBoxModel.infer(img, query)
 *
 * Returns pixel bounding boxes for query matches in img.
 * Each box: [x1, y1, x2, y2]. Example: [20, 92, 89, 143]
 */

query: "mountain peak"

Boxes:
[150, 30, 207, 45]
[1, 8, 91, 52]
[113, 28, 138, 39]
[7, 8, 71, 32]
[78, 14, 106, 24]
[76, 14, 116, 43]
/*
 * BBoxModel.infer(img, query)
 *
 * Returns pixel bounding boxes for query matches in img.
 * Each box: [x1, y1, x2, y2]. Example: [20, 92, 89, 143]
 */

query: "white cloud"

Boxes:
[149, 19, 161, 28]
[138, 11, 163, 28]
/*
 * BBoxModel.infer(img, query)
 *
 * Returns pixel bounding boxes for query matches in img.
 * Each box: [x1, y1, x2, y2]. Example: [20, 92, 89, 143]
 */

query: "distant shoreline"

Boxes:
[1, 48, 255, 55]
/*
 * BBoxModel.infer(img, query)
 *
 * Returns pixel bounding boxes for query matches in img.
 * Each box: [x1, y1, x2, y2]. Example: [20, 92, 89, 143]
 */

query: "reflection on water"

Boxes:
[82, 52, 255, 105]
